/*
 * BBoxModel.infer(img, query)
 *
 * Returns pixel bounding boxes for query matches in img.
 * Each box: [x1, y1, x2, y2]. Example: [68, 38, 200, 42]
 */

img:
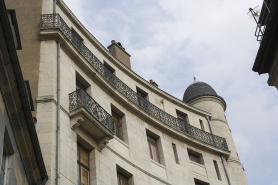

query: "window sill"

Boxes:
[190, 160, 205, 168]
[151, 159, 166, 169]
[114, 136, 129, 148]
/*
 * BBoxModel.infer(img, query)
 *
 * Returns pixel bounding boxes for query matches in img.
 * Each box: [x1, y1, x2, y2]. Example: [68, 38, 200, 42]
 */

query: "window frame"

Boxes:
[117, 171, 129, 185]
[176, 111, 188, 124]
[136, 88, 148, 100]
[213, 160, 222, 180]
[147, 135, 160, 163]
[172, 143, 179, 164]
[189, 153, 201, 164]
[199, 119, 205, 131]
[77, 143, 90, 185]
[112, 111, 123, 141]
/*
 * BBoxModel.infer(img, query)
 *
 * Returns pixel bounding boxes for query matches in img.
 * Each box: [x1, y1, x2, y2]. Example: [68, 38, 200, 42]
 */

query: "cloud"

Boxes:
[64, 0, 278, 184]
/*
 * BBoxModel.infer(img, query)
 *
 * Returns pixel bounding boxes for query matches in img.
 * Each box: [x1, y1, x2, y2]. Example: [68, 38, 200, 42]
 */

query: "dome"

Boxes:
[183, 81, 224, 103]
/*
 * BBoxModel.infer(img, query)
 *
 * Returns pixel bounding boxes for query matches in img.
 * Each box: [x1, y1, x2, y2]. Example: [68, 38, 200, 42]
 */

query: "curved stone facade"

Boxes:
[6, 0, 249, 184]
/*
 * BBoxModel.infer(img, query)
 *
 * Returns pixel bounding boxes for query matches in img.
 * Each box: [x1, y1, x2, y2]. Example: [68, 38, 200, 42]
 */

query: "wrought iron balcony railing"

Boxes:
[41, 14, 228, 151]
[255, 0, 273, 42]
[69, 89, 114, 133]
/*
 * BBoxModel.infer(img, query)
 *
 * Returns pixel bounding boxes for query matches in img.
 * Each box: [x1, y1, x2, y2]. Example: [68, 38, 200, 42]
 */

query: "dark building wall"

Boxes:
[0, 94, 29, 185]
[4, 0, 43, 116]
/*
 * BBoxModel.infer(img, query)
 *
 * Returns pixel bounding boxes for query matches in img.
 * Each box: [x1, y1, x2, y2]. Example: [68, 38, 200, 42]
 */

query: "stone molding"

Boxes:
[36, 95, 69, 116]
[97, 137, 109, 151]
[106, 146, 171, 185]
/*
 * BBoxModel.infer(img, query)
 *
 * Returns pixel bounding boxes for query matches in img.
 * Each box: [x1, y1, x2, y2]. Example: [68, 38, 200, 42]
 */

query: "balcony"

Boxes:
[69, 89, 114, 149]
[41, 14, 228, 151]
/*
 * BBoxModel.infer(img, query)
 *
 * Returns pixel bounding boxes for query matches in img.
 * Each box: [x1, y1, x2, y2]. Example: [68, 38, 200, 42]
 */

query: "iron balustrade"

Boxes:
[41, 14, 228, 151]
[69, 89, 114, 133]
[255, 0, 273, 42]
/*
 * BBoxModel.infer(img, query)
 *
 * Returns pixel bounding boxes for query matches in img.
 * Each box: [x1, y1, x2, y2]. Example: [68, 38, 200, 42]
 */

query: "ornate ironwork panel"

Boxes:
[69, 89, 114, 132]
[42, 14, 228, 150]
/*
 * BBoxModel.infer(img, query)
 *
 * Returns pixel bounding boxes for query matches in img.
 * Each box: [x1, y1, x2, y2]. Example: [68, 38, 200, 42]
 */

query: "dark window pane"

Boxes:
[115, 124, 122, 139]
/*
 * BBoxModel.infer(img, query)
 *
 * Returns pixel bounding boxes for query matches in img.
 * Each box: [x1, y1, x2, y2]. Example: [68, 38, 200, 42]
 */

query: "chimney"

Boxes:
[107, 40, 131, 69]
[149, 79, 158, 88]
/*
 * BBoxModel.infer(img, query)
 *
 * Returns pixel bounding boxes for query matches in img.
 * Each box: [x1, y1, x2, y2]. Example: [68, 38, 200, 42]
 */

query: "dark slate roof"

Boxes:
[183, 81, 225, 103]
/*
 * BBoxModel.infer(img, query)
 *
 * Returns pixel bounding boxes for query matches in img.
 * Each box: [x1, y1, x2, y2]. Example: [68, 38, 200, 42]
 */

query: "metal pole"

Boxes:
[56, 41, 61, 185]
[206, 116, 216, 145]
[205, 116, 213, 134]
[53, 0, 57, 14]
[221, 155, 231, 185]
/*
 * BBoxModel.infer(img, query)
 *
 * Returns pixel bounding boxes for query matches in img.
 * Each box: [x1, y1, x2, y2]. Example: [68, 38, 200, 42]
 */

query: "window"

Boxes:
[112, 111, 123, 140]
[172, 143, 179, 164]
[136, 88, 148, 100]
[76, 80, 86, 91]
[147, 135, 160, 163]
[117, 172, 129, 185]
[199, 120, 205, 131]
[76, 72, 90, 92]
[77, 144, 89, 185]
[188, 150, 203, 165]
[194, 179, 209, 185]
[176, 111, 188, 124]
[104, 61, 115, 74]
[213, 160, 222, 180]
[71, 28, 84, 42]
[189, 153, 201, 164]
[0, 147, 7, 185]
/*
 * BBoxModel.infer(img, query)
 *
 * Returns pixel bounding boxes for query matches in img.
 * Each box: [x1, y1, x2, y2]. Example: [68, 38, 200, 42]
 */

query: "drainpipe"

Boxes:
[56, 41, 61, 185]
[205, 116, 213, 134]
[206, 116, 216, 145]
[53, 0, 57, 14]
[221, 155, 231, 185]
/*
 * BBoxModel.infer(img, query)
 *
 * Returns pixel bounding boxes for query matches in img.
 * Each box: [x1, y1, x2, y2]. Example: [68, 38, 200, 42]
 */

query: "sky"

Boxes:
[64, 0, 278, 184]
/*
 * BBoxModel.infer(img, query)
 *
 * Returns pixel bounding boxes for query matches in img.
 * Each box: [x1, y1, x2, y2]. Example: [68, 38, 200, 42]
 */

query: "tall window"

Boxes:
[213, 160, 222, 180]
[77, 144, 89, 185]
[172, 143, 179, 164]
[0, 147, 7, 185]
[112, 111, 123, 140]
[147, 135, 160, 163]
[199, 120, 205, 131]
[117, 172, 129, 185]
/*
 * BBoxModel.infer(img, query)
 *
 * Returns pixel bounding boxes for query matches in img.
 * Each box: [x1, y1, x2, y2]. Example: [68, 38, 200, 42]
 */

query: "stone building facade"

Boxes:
[0, 0, 47, 184]
[4, 0, 249, 184]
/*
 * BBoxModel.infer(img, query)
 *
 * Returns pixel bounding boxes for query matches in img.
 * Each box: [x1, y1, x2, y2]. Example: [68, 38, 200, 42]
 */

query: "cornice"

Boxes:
[56, 0, 211, 117]
[187, 96, 227, 111]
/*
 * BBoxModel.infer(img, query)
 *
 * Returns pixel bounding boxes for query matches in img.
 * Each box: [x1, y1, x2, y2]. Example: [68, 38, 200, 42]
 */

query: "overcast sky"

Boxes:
[64, 0, 278, 184]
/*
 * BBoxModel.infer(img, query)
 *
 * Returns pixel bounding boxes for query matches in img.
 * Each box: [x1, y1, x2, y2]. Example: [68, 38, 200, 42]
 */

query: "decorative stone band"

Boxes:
[41, 14, 229, 151]
[69, 89, 114, 133]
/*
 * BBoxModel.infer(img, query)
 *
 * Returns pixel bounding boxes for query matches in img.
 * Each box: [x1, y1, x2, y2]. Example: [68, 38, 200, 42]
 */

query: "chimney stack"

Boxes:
[149, 79, 158, 88]
[108, 40, 131, 69]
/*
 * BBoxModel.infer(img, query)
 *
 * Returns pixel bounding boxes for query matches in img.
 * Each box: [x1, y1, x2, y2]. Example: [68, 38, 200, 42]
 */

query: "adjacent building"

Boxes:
[0, 0, 47, 184]
[253, 0, 278, 89]
[3, 0, 249, 184]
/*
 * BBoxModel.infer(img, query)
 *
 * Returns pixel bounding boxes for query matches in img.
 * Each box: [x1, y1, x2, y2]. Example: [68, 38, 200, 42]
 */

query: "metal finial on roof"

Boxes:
[193, 74, 196, 82]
